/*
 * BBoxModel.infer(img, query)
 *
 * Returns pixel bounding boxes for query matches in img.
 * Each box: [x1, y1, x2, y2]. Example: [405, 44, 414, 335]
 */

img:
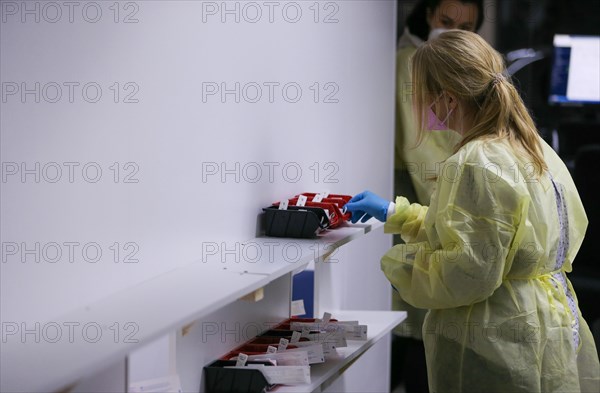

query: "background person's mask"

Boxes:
[428, 28, 449, 41]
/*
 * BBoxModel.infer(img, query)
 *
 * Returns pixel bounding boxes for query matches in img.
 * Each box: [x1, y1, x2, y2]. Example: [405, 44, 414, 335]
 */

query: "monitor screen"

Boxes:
[549, 34, 600, 105]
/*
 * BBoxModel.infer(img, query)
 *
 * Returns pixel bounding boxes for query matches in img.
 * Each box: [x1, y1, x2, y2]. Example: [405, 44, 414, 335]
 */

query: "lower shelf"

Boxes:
[273, 310, 406, 393]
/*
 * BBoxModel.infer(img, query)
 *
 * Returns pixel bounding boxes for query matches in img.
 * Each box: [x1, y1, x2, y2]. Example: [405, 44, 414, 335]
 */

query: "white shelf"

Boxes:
[275, 310, 407, 393]
[1, 220, 384, 393]
[2, 265, 269, 393]
[204, 220, 384, 276]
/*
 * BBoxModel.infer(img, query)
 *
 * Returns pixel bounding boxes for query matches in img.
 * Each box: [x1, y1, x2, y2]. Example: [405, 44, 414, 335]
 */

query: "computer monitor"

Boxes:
[549, 34, 600, 105]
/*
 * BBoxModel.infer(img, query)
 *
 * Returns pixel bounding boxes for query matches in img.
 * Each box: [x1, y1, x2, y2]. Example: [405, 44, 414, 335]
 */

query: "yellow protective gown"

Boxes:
[382, 138, 600, 392]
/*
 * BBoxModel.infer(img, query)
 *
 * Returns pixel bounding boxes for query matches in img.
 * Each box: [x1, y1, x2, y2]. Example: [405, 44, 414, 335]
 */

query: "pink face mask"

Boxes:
[427, 101, 453, 131]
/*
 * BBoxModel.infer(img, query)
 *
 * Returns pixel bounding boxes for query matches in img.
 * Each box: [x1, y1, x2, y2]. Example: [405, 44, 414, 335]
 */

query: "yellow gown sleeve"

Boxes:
[381, 162, 523, 309]
[384, 196, 429, 243]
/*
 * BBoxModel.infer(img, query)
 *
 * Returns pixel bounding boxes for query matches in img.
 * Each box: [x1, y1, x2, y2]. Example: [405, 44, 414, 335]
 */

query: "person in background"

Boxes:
[393, 1, 484, 391]
[347, 30, 600, 392]
[397, 0, 485, 203]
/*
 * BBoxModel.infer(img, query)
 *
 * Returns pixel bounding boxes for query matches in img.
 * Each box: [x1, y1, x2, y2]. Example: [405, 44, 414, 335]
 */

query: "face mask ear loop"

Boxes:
[428, 92, 454, 131]
[438, 92, 454, 129]
[441, 90, 456, 128]
[428, 92, 445, 118]
[441, 106, 454, 127]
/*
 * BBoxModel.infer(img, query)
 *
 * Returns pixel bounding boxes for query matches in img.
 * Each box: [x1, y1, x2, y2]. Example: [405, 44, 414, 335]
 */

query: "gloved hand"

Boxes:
[343, 190, 391, 223]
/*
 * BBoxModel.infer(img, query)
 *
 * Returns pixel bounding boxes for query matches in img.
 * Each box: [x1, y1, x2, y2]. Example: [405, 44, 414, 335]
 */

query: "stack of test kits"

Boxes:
[203, 312, 368, 392]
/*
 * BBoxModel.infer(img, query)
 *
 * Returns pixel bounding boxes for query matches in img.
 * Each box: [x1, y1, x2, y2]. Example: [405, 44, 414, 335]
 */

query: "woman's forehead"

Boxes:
[433, 0, 479, 26]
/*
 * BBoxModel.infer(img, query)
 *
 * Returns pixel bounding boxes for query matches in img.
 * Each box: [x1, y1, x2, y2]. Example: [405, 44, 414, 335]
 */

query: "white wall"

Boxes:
[1, 0, 396, 389]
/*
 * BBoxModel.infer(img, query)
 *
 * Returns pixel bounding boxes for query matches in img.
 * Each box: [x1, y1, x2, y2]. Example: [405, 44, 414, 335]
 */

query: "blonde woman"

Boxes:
[345, 30, 599, 392]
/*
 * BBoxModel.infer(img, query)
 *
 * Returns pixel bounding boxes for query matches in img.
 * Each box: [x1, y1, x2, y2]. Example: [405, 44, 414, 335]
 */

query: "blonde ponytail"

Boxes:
[412, 30, 548, 177]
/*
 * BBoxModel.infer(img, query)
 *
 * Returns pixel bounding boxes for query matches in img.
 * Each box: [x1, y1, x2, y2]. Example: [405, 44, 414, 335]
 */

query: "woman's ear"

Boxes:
[446, 92, 458, 111]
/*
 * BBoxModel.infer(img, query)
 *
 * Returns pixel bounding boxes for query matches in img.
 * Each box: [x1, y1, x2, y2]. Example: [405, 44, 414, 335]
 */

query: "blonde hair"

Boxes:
[411, 30, 547, 176]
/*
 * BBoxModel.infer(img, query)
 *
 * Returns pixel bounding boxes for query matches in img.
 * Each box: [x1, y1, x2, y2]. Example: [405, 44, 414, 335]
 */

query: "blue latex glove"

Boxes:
[343, 190, 390, 223]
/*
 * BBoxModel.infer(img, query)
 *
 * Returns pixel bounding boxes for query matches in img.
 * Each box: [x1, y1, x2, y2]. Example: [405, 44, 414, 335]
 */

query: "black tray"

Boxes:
[204, 359, 273, 393]
[263, 205, 329, 238]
